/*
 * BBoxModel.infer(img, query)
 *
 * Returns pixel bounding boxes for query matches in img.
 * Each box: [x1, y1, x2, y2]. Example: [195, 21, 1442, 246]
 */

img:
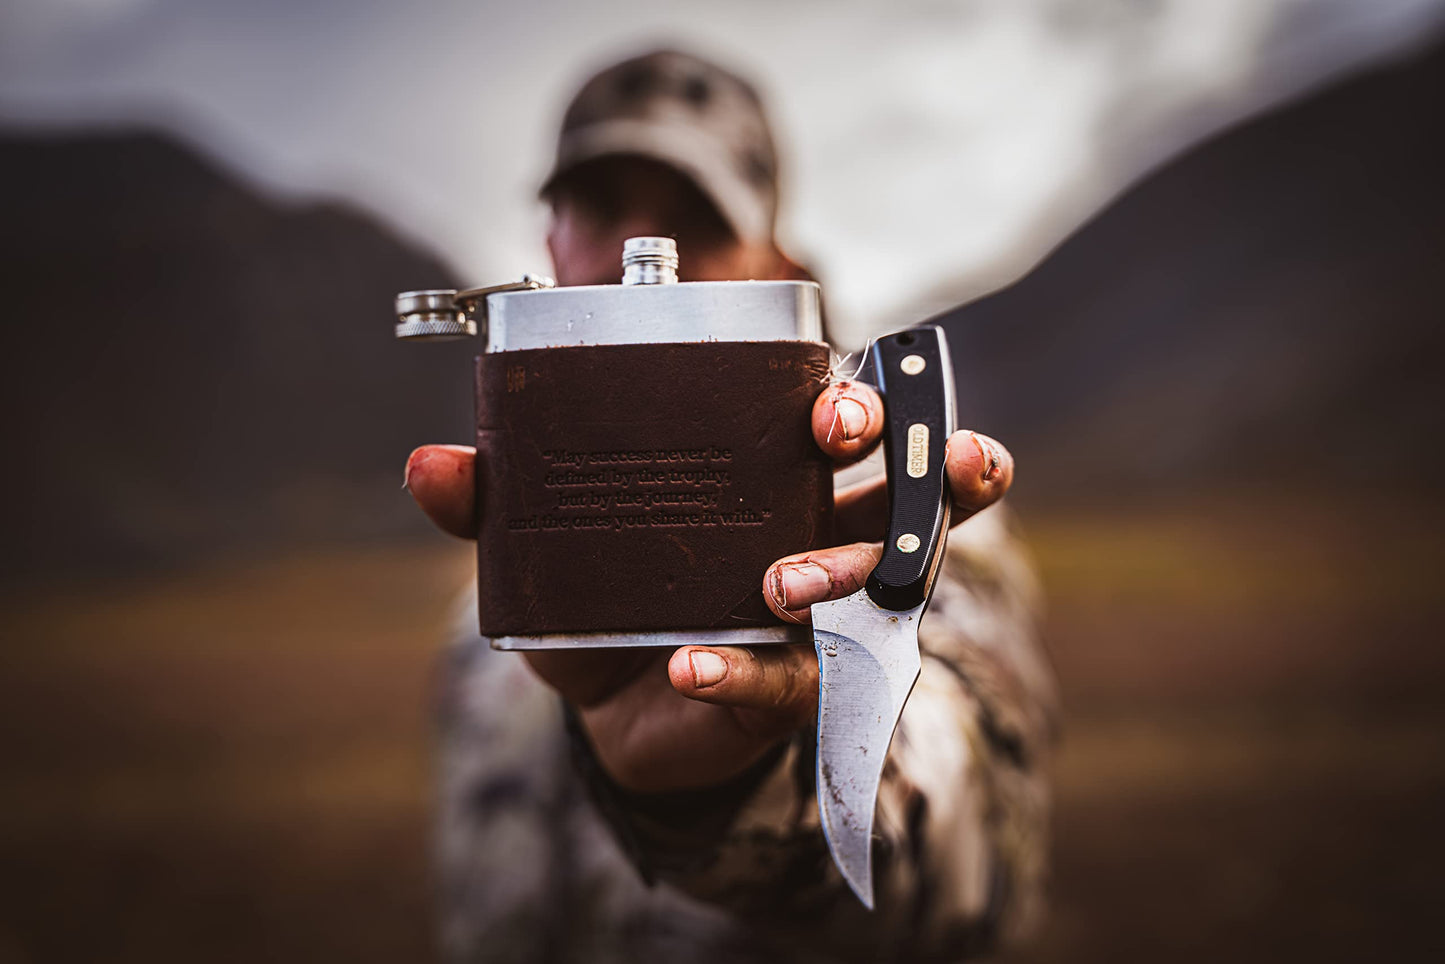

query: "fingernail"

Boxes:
[689, 651, 728, 688]
[403, 449, 421, 491]
[971, 432, 1002, 482]
[834, 397, 868, 441]
[769, 561, 832, 611]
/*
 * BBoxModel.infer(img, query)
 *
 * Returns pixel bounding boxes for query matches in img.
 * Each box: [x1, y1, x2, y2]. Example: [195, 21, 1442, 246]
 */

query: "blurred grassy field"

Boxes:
[1013, 495, 1445, 962]
[1, 496, 1442, 962]
[0, 546, 469, 963]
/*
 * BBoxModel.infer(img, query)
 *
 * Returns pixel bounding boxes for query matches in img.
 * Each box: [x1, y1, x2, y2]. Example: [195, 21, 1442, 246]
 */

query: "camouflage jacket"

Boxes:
[435, 504, 1057, 963]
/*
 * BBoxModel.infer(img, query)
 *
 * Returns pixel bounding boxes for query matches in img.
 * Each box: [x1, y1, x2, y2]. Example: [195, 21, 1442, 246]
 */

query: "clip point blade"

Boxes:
[816, 725, 879, 909]
[822, 803, 875, 910]
[812, 606, 922, 911]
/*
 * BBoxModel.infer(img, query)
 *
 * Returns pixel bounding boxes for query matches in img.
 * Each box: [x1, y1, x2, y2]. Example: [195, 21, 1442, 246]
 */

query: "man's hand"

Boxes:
[405, 380, 1014, 793]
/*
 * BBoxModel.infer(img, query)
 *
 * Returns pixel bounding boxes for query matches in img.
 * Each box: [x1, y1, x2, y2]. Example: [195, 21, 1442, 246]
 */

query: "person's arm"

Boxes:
[406, 379, 1048, 959]
[566, 508, 1056, 961]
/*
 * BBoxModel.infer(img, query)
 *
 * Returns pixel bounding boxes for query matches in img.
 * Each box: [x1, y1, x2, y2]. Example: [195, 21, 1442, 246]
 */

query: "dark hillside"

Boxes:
[0, 132, 472, 575]
[935, 38, 1445, 504]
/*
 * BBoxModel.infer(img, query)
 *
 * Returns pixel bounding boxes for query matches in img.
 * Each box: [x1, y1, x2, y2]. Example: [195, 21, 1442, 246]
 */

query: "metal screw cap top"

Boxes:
[621, 237, 679, 285]
[394, 289, 476, 340]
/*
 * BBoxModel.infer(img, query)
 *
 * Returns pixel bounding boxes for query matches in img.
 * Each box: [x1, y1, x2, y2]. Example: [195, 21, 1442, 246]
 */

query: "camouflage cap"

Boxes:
[541, 49, 780, 246]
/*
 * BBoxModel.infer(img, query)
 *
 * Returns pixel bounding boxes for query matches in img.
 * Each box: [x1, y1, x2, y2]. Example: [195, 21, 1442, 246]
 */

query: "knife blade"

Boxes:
[811, 325, 956, 909]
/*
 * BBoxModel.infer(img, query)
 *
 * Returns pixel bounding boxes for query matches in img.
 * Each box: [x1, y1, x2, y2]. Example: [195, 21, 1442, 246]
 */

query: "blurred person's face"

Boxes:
[545, 156, 782, 285]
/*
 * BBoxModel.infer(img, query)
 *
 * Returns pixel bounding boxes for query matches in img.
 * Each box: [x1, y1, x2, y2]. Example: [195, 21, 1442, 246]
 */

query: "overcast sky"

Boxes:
[3, 0, 1443, 345]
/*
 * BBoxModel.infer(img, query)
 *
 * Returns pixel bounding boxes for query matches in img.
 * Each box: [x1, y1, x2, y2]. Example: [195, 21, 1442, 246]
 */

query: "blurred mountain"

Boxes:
[0, 131, 476, 577]
[935, 37, 1445, 506]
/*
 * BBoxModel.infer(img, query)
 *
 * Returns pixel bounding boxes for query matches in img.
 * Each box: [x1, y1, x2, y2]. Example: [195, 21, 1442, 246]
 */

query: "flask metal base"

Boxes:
[489, 626, 809, 650]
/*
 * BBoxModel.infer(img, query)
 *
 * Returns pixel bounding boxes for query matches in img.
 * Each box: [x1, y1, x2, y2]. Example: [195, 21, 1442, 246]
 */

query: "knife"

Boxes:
[811, 324, 956, 909]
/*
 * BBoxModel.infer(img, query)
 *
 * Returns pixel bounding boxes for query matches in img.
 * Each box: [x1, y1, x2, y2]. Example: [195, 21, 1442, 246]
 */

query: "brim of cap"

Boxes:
[539, 117, 771, 246]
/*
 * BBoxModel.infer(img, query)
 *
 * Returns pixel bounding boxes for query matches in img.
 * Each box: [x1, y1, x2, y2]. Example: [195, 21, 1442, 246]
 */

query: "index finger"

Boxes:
[812, 381, 884, 463]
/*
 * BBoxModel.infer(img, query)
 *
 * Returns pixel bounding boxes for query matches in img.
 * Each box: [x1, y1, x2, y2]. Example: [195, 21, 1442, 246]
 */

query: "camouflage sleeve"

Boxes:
[572, 504, 1059, 961]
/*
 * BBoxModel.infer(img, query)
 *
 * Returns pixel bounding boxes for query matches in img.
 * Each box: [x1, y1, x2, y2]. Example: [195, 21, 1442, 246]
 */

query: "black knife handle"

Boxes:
[865, 326, 956, 612]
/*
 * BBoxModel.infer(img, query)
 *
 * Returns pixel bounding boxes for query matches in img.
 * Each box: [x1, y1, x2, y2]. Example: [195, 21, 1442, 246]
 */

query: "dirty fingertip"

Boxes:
[670, 647, 728, 693]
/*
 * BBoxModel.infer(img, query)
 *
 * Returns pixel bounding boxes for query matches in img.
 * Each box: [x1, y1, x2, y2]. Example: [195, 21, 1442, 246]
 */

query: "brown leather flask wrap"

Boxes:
[475, 342, 834, 636]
